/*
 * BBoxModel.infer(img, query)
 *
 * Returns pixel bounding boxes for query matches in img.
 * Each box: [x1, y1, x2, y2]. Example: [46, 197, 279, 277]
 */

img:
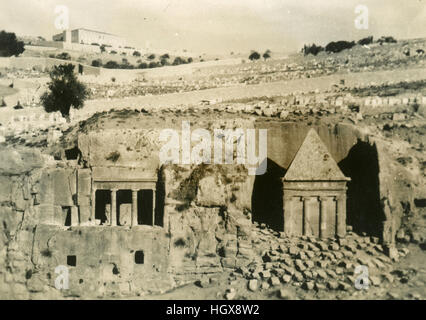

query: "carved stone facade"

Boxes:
[282, 129, 350, 238]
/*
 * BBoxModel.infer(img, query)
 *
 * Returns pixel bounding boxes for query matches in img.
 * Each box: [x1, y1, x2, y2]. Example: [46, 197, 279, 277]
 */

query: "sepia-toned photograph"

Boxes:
[0, 0, 425, 304]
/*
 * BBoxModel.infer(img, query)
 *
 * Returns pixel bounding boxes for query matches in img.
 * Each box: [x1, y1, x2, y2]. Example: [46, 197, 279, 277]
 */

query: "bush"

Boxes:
[147, 54, 156, 60]
[187, 57, 193, 63]
[104, 60, 120, 69]
[91, 43, 100, 46]
[91, 59, 102, 67]
[0, 30, 25, 57]
[100, 45, 106, 53]
[56, 52, 71, 60]
[161, 53, 170, 59]
[377, 36, 397, 45]
[172, 56, 187, 65]
[110, 50, 117, 55]
[248, 51, 260, 61]
[160, 58, 169, 66]
[263, 50, 271, 60]
[325, 41, 356, 53]
[148, 61, 159, 68]
[40, 64, 89, 118]
[138, 62, 148, 69]
[358, 36, 374, 46]
[302, 44, 324, 56]
[133, 51, 141, 57]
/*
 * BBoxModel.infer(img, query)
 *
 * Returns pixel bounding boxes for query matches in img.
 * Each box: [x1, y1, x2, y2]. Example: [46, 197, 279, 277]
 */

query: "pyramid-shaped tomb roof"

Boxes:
[284, 129, 349, 181]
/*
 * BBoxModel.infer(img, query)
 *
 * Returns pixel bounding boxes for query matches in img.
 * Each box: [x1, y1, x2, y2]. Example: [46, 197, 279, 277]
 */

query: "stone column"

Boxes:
[319, 197, 328, 239]
[302, 197, 309, 236]
[152, 190, 156, 226]
[132, 189, 138, 227]
[91, 188, 96, 222]
[110, 189, 117, 226]
[303, 196, 317, 236]
[283, 195, 293, 236]
[336, 194, 346, 237]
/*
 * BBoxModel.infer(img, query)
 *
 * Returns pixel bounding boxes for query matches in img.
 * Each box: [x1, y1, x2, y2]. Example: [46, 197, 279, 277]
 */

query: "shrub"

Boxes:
[133, 51, 141, 57]
[147, 54, 156, 60]
[40, 64, 89, 118]
[138, 62, 148, 69]
[377, 36, 397, 45]
[172, 57, 186, 65]
[110, 50, 117, 55]
[161, 53, 170, 59]
[302, 44, 324, 56]
[91, 43, 100, 46]
[104, 60, 120, 69]
[0, 31, 25, 57]
[248, 51, 260, 61]
[263, 50, 271, 60]
[91, 59, 102, 67]
[187, 57, 193, 63]
[358, 36, 374, 45]
[325, 41, 356, 53]
[148, 61, 159, 68]
[160, 58, 168, 66]
[100, 45, 106, 53]
[56, 52, 71, 60]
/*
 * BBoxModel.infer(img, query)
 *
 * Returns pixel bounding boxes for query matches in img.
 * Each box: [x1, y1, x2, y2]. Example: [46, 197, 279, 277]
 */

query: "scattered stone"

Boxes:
[225, 288, 236, 300]
[279, 288, 292, 299]
[370, 276, 382, 286]
[327, 280, 339, 290]
[270, 276, 281, 286]
[261, 282, 270, 290]
[302, 282, 315, 291]
[282, 274, 292, 283]
[248, 279, 259, 292]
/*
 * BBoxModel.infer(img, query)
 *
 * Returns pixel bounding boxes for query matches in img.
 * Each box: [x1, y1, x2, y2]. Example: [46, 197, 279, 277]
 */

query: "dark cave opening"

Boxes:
[95, 190, 110, 225]
[138, 190, 153, 225]
[339, 140, 385, 237]
[251, 158, 286, 231]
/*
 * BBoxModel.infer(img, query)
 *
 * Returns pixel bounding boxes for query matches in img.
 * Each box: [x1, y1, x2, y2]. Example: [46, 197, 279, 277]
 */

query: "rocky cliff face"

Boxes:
[0, 111, 422, 299]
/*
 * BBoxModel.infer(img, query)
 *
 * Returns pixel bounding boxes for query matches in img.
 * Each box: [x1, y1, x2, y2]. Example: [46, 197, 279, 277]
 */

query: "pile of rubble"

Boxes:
[221, 223, 414, 299]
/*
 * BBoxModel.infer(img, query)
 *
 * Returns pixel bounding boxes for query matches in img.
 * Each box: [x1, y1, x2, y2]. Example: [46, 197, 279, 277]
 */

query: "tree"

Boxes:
[248, 51, 260, 61]
[161, 53, 170, 59]
[56, 52, 71, 60]
[100, 45, 106, 53]
[91, 59, 102, 67]
[172, 56, 185, 65]
[147, 53, 156, 60]
[133, 51, 141, 57]
[263, 50, 271, 60]
[325, 41, 356, 53]
[302, 44, 324, 56]
[104, 60, 120, 69]
[358, 36, 373, 46]
[0, 30, 25, 57]
[40, 64, 89, 119]
[138, 62, 148, 69]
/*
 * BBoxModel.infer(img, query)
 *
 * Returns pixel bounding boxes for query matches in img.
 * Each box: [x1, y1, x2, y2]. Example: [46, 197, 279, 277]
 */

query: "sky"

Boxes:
[0, 0, 425, 55]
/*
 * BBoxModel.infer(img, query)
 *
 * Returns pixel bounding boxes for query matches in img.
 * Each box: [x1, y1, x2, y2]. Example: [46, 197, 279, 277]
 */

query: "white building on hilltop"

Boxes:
[53, 28, 126, 49]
